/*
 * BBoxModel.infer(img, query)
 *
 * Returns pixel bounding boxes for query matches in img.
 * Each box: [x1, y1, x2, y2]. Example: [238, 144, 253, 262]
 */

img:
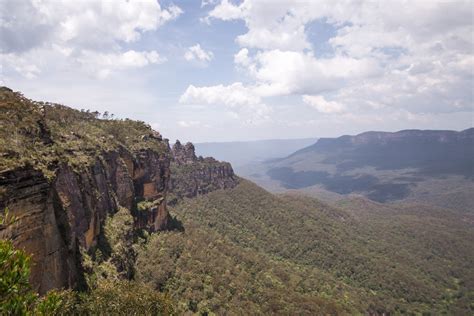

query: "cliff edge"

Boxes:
[0, 88, 172, 293]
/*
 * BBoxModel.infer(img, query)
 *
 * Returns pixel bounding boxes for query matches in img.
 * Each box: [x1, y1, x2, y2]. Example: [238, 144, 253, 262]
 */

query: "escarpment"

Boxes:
[169, 140, 238, 202]
[0, 87, 239, 295]
[0, 88, 171, 294]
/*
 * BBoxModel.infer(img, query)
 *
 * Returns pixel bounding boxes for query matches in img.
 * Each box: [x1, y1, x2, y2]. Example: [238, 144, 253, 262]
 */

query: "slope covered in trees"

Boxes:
[136, 180, 474, 314]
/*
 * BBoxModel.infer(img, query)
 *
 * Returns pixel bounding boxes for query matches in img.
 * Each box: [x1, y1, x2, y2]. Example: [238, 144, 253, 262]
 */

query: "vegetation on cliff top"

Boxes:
[0, 87, 169, 178]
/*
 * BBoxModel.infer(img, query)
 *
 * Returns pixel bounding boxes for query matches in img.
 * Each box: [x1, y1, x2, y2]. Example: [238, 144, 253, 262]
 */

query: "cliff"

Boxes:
[169, 140, 238, 203]
[0, 87, 240, 295]
[0, 87, 171, 294]
[292, 128, 474, 154]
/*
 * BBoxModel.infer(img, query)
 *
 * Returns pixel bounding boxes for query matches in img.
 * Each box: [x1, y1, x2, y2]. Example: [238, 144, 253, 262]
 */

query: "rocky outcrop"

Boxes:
[169, 140, 238, 202]
[131, 148, 170, 231]
[0, 145, 171, 294]
[172, 140, 197, 165]
[0, 87, 172, 294]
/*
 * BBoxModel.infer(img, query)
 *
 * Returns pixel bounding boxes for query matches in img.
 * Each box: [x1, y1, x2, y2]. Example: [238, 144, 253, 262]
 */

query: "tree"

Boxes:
[0, 240, 36, 314]
[0, 240, 75, 315]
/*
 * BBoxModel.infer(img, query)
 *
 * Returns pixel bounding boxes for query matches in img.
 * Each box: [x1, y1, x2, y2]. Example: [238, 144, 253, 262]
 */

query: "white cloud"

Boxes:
[206, 0, 473, 53]
[0, 0, 181, 78]
[179, 83, 271, 124]
[1, 0, 182, 52]
[207, 0, 316, 51]
[234, 48, 251, 67]
[201, 0, 218, 8]
[205, 0, 473, 115]
[232, 49, 381, 98]
[303, 95, 345, 114]
[0, 53, 41, 79]
[252, 50, 380, 97]
[206, 0, 244, 21]
[184, 44, 214, 63]
[78, 50, 166, 79]
[237, 23, 309, 51]
[180, 82, 260, 107]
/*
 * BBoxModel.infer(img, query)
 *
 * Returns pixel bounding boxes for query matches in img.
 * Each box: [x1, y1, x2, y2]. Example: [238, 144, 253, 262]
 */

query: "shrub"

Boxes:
[0, 240, 36, 315]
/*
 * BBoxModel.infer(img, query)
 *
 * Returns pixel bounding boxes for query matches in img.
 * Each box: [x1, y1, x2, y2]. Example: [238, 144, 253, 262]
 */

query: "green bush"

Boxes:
[103, 206, 136, 278]
[137, 200, 155, 212]
[0, 240, 36, 315]
[0, 240, 76, 315]
[0, 88, 169, 177]
[136, 180, 474, 314]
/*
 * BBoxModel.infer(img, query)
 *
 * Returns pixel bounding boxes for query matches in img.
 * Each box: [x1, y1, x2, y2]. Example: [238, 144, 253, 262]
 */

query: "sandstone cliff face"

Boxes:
[0, 168, 81, 294]
[169, 140, 238, 202]
[0, 146, 171, 294]
[0, 88, 172, 294]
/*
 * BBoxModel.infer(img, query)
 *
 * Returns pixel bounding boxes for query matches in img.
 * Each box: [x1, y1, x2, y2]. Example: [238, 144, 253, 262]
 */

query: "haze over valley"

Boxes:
[195, 138, 317, 170]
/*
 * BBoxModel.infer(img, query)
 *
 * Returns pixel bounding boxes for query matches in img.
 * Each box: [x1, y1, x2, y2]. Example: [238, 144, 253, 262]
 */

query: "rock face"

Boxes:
[169, 140, 238, 202]
[0, 88, 172, 294]
[172, 140, 197, 165]
[0, 147, 171, 294]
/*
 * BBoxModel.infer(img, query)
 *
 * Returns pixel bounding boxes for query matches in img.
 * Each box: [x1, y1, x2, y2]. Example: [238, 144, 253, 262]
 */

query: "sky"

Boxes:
[1, 0, 473, 142]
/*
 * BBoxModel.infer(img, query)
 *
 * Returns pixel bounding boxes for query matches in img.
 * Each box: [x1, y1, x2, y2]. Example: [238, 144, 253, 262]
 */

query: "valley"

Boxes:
[194, 138, 317, 172]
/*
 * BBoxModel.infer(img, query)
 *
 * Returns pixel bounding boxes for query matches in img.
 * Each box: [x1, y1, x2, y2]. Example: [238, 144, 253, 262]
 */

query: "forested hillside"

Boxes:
[136, 180, 474, 314]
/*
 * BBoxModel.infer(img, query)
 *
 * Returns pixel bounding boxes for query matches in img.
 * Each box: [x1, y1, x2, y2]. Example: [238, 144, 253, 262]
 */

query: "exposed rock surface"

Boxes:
[172, 140, 197, 164]
[0, 149, 171, 294]
[169, 140, 238, 202]
[0, 88, 171, 294]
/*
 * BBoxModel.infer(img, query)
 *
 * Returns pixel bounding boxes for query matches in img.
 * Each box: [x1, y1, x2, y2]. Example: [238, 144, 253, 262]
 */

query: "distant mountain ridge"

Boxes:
[239, 128, 474, 205]
[291, 128, 474, 156]
[287, 128, 474, 176]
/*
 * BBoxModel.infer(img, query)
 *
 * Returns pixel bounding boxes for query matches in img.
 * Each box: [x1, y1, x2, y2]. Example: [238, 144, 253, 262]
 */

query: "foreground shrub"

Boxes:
[0, 240, 36, 314]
